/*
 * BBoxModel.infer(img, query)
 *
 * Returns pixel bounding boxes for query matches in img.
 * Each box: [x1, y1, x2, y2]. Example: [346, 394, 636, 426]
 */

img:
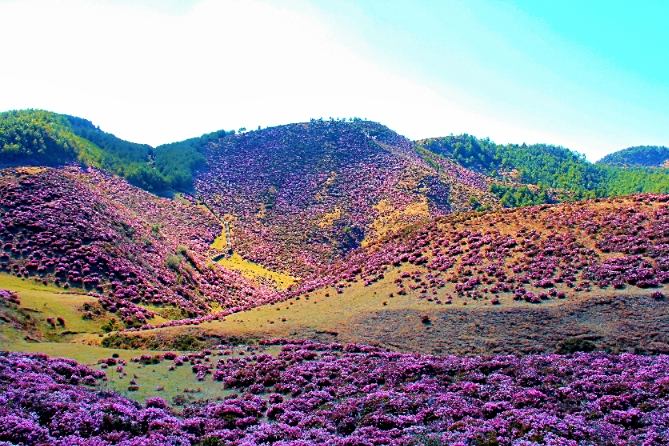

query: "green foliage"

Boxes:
[556, 337, 597, 354]
[0, 109, 231, 194]
[165, 254, 182, 271]
[198, 437, 224, 446]
[0, 110, 98, 165]
[101, 318, 121, 333]
[65, 115, 153, 164]
[494, 143, 602, 194]
[0, 110, 164, 190]
[490, 184, 553, 208]
[599, 165, 669, 195]
[422, 134, 669, 200]
[599, 145, 669, 167]
[420, 134, 498, 173]
[154, 130, 228, 191]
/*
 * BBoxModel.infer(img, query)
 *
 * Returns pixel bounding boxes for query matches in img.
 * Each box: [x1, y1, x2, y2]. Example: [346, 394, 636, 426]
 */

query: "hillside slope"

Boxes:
[0, 166, 283, 327]
[318, 194, 669, 302]
[123, 195, 669, 355]
[195, 119, 496, 276]
[599, 145, 669, 167]
[418, 134, 669, 200]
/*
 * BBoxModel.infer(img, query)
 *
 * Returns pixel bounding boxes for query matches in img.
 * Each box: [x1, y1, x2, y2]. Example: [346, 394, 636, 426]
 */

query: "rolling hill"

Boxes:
[2, 185, 668, 445]
[193, 119, 496, 276]
[0, 109, 216, 193]
[124, 194, 669, 355]
[0, 166, 284, 328]
[1, 109, 669, 445]
[599, 145, 669, 167]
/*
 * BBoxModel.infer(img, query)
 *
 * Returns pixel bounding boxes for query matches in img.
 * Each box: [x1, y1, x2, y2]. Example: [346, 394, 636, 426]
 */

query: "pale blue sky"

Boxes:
[0, 0, 667, 160]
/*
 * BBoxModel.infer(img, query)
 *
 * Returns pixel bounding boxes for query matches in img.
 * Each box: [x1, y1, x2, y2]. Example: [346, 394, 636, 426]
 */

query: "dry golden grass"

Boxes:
[15, 166, 47, 175]
[216, 253, 296, 290]
[363, 198, 431, 246]
[210, 229, 228, 251]
[317, 206, 342, 228]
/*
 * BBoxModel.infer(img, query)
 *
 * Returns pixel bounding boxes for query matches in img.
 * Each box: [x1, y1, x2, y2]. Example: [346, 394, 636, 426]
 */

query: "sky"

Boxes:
[0, 0, 667, 160]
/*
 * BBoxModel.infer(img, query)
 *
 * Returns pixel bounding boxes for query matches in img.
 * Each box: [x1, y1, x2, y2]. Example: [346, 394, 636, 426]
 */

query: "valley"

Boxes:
[1, 111, 669, 445]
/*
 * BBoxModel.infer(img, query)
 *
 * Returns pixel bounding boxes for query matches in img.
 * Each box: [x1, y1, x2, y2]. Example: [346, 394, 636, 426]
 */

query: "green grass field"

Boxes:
[0, 273, 233, 404]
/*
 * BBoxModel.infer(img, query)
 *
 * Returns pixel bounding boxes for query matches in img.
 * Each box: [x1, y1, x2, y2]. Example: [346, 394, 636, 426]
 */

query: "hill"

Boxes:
[122, 194, 669, 355]
[418, 134, 669, 202]
[0, 110, 222, 193]
[194, 119, 496, 276]
[2, 115, 669, 446]
[599, 145, 669, 167]
[0, 166, 285, 328]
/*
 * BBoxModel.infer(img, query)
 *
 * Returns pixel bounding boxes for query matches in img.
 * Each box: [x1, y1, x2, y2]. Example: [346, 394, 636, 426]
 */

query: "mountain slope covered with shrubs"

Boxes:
[195, 119, 496, 276]
[0, 166, 282, 327]
[1, 109, 669, 446]
[307, 194, 669, 306]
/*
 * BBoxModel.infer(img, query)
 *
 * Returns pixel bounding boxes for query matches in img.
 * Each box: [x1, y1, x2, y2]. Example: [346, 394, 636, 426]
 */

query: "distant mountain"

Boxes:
[418, 134, 669, 201]
[153, 129, 230, 191]
[3, 108, 669, 219]
[0, 110, 160, 189]
[194, 119, 495, 276]
[598, 145, 669, 168]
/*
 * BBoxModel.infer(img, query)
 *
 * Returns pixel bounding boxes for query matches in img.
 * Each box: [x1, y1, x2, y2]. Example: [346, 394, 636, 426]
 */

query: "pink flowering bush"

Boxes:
[299, 195, 669, 305]
[0, 289, 19, 305]
[0, 167, 282, 326]
[2, 346, 669, 445]
[195, 120, 492, 276]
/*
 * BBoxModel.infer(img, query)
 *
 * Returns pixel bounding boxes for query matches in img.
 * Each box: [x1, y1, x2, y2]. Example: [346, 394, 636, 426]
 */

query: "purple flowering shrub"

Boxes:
[299, 195, 669, 304]
[0, 352, 187, 445]
[0, 167, 283, 326]
[195, 120, 493, 277]
[2, 346, 669, 445]
[0, 289, 19, 305]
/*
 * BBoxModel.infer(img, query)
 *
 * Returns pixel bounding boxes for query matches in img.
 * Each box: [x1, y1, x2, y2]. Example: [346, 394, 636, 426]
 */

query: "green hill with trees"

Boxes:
[598, 145, 669, 168]
[0, 110, 225, 193]
[2, 109, 668, 203]
[418, 134, 669, 206]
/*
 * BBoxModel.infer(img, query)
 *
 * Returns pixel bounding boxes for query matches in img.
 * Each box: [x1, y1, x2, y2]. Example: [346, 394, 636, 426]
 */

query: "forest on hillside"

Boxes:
[0, 110, 223, 193]
[419, 134, 669, 206]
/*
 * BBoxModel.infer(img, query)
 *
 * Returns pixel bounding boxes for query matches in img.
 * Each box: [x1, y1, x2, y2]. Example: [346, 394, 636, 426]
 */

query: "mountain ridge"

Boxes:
[3, 108, 669, 200]
[598, 145, 669, 168]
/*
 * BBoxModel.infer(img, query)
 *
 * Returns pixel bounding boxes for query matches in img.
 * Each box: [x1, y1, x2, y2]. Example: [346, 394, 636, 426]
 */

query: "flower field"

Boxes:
[1, 345, 669, 445]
